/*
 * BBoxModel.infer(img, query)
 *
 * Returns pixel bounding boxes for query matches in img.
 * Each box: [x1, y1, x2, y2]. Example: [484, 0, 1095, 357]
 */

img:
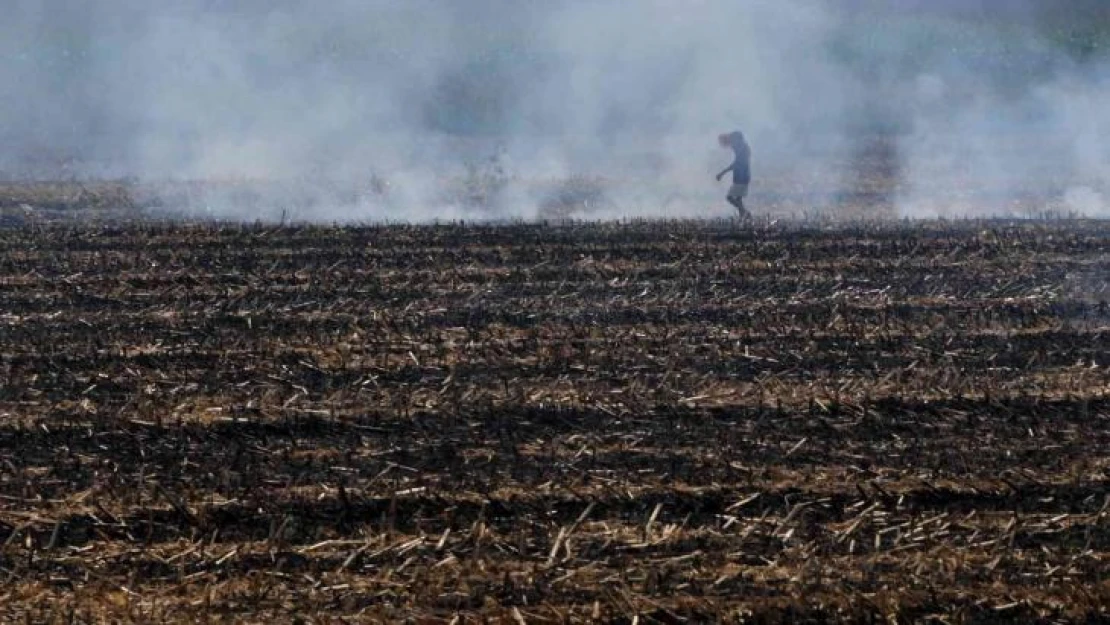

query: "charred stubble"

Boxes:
[0, 218, 1108, 622]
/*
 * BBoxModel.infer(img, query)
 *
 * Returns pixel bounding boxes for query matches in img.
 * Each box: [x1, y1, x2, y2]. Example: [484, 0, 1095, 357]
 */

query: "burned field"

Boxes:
[0, 218, 1108, 622]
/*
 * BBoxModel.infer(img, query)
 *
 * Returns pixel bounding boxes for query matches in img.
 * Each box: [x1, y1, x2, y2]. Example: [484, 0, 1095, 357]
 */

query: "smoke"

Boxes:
[1, 0, 1108, 221]
[876, 6, 1110, 219]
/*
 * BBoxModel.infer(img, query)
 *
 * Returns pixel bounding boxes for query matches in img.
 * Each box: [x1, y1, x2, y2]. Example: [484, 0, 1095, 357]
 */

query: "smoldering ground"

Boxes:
[1, 0, 1109, 221]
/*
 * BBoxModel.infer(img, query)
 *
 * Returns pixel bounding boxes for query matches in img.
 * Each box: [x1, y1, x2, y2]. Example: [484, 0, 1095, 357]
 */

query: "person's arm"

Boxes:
[716, 163, 733, 181]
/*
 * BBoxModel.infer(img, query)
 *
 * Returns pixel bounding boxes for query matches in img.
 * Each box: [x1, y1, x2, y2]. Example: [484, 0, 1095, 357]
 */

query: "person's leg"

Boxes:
[727, 184, 750, 218]
[728, 193, 749, 218]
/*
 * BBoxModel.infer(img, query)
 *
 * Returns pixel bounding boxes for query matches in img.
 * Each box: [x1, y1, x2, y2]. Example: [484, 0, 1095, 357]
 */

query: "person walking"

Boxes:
[716, 131, 751, 218]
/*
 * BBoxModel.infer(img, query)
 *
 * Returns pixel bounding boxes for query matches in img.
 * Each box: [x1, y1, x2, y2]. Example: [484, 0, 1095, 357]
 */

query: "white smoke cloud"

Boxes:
[880, 8, 1110, 219]
[2, 1, 1109, 221]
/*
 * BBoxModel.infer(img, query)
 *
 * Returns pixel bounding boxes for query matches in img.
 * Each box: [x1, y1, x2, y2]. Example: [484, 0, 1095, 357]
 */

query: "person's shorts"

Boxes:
[727, 183, 749, 200]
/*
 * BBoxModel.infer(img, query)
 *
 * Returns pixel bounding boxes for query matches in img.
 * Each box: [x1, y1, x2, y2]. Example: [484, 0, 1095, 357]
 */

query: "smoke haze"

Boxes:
[2, 0, 1108, 220]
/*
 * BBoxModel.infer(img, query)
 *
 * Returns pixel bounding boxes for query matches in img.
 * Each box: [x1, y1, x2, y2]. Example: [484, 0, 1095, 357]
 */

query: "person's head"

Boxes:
[719, 130, 745, 148]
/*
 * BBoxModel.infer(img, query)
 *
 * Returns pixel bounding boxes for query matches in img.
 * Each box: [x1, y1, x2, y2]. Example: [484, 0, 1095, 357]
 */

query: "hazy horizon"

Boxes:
[2, 1, 1109, 220]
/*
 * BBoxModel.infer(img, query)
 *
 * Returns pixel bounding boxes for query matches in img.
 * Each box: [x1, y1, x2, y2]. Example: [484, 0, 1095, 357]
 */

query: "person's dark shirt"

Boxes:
[731, 141, 751, 184]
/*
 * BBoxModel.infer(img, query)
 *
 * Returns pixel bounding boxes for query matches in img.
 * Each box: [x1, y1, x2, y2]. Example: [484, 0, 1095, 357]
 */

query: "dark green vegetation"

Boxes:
[0, 218, 1108, 622]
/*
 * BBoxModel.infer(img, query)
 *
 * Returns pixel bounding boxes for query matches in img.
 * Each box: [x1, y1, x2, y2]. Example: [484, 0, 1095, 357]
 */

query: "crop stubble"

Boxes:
[0, 218, 1108, 622]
